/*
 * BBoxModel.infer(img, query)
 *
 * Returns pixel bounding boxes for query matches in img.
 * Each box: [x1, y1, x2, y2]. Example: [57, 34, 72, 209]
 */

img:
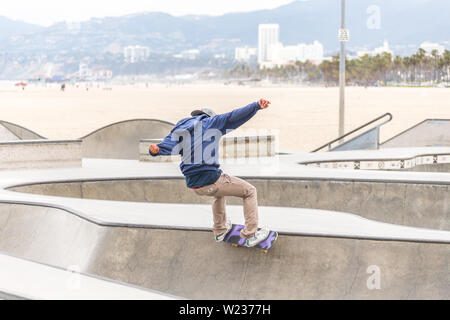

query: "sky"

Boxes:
[1, 0, 297, 26]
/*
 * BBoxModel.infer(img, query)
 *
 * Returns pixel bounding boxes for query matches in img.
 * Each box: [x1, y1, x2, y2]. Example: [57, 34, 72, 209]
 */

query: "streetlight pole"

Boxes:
[338, 0, 347, 138]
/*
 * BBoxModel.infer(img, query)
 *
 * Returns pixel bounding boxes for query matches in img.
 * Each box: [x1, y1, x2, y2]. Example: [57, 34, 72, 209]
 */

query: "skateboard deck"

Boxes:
[222, 224, 278, 253]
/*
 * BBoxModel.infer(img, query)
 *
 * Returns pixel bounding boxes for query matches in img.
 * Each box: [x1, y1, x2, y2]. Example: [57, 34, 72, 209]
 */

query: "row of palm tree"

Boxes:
[226, 48, 450, 87]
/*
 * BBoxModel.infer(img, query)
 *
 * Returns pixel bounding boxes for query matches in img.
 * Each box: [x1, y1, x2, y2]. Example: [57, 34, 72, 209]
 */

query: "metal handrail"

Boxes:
[312, 113, 393, 152]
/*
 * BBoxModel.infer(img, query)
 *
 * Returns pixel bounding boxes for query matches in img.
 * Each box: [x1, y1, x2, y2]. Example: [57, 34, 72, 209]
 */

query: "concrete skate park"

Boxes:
[0, 116, 449, 299]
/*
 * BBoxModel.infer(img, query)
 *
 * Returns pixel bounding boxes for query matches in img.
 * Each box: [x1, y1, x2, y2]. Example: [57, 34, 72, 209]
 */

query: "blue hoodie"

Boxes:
[150, 101, 261, 187]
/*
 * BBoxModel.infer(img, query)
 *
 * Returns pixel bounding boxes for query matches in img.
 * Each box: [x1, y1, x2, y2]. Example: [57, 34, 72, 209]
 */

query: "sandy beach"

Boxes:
[1, 83, 449, 151]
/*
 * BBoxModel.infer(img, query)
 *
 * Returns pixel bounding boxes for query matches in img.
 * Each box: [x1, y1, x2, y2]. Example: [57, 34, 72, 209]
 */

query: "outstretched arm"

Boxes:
[206, 99, 270, 134]
[149, 133, 178, 156]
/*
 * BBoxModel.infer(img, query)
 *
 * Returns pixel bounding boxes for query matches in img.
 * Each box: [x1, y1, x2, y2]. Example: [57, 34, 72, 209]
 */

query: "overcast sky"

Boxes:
[1, 0, 297, 26]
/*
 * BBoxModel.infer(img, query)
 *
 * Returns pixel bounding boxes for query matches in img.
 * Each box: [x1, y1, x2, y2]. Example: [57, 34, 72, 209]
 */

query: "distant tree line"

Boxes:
[226, 48, 450, 87]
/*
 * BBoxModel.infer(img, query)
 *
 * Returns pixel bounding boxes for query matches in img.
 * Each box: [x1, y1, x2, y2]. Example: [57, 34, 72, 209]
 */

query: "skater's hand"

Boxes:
[149, 144, 159, 155]
[258, 98, 271, 109]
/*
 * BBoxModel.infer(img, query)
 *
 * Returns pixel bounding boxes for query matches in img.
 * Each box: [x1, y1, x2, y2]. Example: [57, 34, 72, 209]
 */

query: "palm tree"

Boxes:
[393, 55, 403, 83]
[430, 49, 439, 85]
[416, 48, 427, 85]
[442, 50, 450, 85]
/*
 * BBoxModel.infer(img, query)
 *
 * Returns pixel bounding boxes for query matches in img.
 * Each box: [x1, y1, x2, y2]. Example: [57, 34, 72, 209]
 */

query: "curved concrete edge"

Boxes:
[0, 196, 449, 244]
[4, 170, 450, 190]
[0, 251, 183, 300]
[80, 118, 175, 160]
[0, 119, 174, 142]
[79, 118, 175, 139]
[4, 173, 450, 231]
[0, 120, 47, 140]
[0, 139, 82, 145]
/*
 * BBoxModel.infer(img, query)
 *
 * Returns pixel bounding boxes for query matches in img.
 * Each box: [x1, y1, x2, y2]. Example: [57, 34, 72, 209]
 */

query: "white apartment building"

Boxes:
[78, 63, 92, 79]
[235, 46, 257, 62]
[267, 41, 324, 64]
[420, 41, 445, 55]
[299, 41, 324, 62]
[173, 49, 200, 60]
[257, 24, 324, 68]
[357, 40, 393, 57]
[94, 69, 113, 80]
[258, 24, 279, 64]
[123, 45, 150, 63]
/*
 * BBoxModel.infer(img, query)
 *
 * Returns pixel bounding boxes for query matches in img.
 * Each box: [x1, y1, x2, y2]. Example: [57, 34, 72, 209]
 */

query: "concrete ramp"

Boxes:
[0, 252, 179, 300]
[382, 119, 450, 148]
[0, 119, 174, 161]
[0, 123, 20, 141]
[0, 202, 448, 299]
[0, 121, 45, 141]
[80, 119, 174, 160]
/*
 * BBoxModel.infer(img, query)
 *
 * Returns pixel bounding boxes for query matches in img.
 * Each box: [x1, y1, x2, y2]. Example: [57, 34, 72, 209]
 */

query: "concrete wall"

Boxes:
[9, 178, 449, 230]
[406, 163, 450, 172]
[0, 202, 448, 299]
[140, 135, 276, 162]
[302, 153, 450, 172]
[0, 140, 81, 170]
[81, 119, 174, 160]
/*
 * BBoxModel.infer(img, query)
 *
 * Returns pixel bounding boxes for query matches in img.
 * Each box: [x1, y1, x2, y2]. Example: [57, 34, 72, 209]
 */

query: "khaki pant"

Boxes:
[193, 173, 258, 238]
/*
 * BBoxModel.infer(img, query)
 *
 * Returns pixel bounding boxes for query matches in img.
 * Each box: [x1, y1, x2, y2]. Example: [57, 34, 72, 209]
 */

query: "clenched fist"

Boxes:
[258, 98, 271, 109]
[149, 144, 160, 155]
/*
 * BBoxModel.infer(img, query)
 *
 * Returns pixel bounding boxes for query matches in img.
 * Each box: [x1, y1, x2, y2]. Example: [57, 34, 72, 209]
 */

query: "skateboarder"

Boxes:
[149, 99, 271, 246]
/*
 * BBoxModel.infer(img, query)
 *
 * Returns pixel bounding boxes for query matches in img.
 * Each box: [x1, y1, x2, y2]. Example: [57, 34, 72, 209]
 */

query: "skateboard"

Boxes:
[222, 224, 278, 253]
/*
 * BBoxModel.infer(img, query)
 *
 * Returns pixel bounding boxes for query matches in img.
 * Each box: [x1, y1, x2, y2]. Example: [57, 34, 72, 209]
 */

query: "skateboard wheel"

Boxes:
[261, 250, 268, 254]
[232, 244, 238, 247]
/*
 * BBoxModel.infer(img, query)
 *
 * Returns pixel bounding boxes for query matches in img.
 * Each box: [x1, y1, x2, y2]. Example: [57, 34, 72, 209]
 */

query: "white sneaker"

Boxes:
[245, 228, 270, 247]
[215, 219, 232, 242]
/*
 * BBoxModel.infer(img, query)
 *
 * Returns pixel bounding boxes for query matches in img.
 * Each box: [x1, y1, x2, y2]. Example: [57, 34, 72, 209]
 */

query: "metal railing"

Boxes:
[312, 113, 393, 152]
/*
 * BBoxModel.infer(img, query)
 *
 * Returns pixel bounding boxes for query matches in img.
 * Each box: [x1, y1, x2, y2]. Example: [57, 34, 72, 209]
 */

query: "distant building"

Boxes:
[267, 41, 324, 65]
[234, 46, 257, 62]
[123, 45, 150, 63]
[420, 41, 445, 55]
[258, 24, 279, 65]
[257, 24, 323, 68]
[214, 53, 226, 59]
[78, 63, 92, 79]
[173, 49, 200, 60]
[357, 40, 393, 57]
[94, 69, 113, 80]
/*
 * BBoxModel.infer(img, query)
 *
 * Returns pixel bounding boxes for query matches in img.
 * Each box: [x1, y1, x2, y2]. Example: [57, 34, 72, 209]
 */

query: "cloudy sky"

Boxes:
[1, 0, 297, 26]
